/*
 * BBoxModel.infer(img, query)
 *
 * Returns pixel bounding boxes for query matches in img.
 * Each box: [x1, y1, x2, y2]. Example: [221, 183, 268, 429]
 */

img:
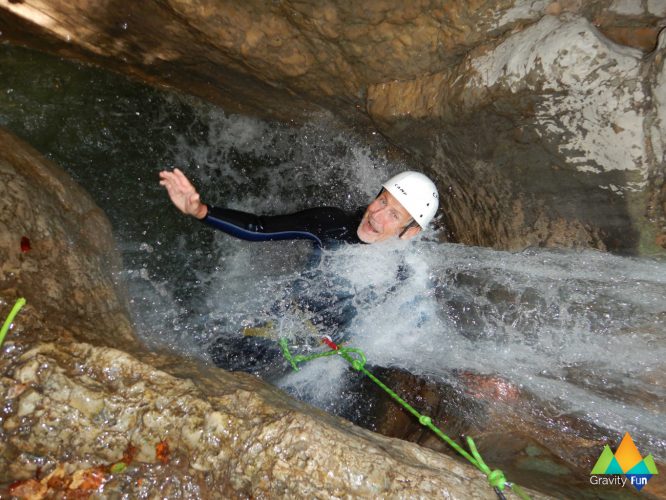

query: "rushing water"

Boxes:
[2, 44, 665, 497]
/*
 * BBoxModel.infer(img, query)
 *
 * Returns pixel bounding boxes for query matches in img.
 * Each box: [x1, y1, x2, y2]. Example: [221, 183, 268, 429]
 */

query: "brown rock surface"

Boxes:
[0, 127, 135, 349]
[366, 14, 664, 252]
[0, 126, 545, 497]
[1, 1, 661, 119]
[1, 340, 549, 498]
[1, 1, 665, 253]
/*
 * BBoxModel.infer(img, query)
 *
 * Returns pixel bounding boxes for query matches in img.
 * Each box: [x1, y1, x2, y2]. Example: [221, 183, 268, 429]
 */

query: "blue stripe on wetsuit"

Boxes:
[203, 213, 323, 247]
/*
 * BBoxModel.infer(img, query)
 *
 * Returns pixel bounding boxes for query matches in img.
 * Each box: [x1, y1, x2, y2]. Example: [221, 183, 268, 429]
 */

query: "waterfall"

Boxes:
[2, 43, 664, 475]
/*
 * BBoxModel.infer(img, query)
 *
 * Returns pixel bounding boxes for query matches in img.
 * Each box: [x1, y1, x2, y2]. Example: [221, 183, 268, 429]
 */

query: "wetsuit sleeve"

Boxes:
[202, 205, 355, 246]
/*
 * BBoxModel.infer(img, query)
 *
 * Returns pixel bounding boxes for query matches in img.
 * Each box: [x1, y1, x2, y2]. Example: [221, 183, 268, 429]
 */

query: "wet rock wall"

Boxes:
[1, 1, 665, 253]
[0, 128, 135, 349]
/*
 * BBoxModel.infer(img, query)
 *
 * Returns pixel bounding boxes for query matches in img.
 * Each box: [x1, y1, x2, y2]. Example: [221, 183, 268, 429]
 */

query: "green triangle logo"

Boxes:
[591, 446, 615, 474]
[644, 455, 659, 475]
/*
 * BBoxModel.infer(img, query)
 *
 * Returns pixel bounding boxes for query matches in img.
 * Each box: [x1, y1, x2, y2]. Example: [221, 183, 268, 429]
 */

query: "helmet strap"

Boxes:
[399, 220, 419, 238]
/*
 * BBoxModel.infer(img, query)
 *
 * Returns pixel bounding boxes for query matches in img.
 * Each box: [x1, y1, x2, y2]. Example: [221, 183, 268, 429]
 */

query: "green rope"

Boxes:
[0, 298, 26, 348]
[279, 338, 531, 499]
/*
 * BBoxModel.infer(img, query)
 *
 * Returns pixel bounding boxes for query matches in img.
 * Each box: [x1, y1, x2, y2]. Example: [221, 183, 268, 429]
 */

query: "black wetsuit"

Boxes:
[202, 205, 365, 377]
[202, 205, 365, 248]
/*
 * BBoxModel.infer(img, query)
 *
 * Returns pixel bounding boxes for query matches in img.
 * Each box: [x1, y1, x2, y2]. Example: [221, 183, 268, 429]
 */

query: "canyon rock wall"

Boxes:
[1, 1, 664, 253]
[0, 128, 135, 349]
[368, 15, 666, 251]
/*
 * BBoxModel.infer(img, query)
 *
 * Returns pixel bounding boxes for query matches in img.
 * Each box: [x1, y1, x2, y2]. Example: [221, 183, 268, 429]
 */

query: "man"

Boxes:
[158, 168, 439, 247]
[159, 167, 439, 376]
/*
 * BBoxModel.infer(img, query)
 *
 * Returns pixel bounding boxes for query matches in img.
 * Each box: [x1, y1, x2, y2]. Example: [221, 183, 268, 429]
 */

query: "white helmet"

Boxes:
[382, 171, 439, 228]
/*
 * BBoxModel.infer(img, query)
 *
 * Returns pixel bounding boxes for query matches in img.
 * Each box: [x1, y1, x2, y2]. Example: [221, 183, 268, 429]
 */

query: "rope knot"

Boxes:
[340, 347, 366, 371]
[418, 415, 431, 426]
[487, 469, 506, 490]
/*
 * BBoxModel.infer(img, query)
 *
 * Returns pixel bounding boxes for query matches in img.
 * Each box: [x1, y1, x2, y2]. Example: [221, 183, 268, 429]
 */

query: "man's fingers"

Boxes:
[159, 171, 178, 189]
[173, 168, 188, 184]
[159, 177, 179, 194]
[159, 169, 195, 194]
[159, 169, 184, 181]
[159, 170, 176, 182]
[173, 170, 195, 192]
[158, 168, 205, 217]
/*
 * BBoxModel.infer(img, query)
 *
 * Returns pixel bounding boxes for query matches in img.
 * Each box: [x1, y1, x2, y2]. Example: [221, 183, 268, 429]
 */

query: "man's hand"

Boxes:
[159, 168, 208, 219]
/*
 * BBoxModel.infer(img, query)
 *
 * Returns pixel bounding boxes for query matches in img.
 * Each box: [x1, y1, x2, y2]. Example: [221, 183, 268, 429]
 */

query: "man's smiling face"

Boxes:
[356, 190, 420, 243]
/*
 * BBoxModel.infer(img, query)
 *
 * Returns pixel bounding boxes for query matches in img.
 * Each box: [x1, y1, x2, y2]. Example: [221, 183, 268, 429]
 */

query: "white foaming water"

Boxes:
[118, 105, 666, 461]
[272, 240, 666, 461]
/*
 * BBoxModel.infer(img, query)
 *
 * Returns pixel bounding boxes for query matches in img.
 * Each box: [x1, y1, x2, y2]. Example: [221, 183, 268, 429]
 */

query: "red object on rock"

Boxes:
[20, 236, 31, 253]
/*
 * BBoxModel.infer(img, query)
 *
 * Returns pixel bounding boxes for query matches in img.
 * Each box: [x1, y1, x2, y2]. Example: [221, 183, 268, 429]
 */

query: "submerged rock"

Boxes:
[0, 127, 545, 497]
[1, 1, 664, 253]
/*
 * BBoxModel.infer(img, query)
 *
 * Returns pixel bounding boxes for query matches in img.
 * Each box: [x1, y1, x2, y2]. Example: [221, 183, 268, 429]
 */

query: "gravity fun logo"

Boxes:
[590, 433, 659, 491]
